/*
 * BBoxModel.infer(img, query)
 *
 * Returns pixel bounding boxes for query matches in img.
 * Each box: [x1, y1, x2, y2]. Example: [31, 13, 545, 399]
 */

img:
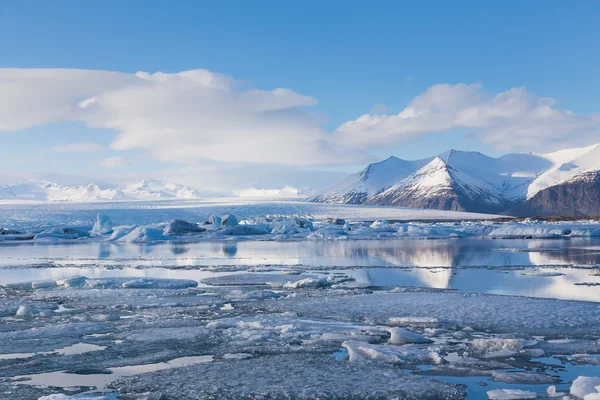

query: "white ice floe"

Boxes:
[283, 277, 334, 289]
[571, 376, 600, 399]
[342, 340, 443, 365]
[472, 338, 526, 358]
[388, 327, 433, 345]
[486, 388, 537, 399]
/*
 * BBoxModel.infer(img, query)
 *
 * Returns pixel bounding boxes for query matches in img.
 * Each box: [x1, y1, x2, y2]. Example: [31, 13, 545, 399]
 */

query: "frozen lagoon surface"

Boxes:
[0, 200, 599, 399]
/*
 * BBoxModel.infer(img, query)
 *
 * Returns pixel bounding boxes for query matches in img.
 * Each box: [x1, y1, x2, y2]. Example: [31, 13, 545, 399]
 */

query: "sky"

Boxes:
[1, 0, 599, 193]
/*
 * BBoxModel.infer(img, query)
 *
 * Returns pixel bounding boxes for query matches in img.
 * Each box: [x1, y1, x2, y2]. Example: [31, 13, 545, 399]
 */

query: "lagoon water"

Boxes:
[2, 238, 600, 301]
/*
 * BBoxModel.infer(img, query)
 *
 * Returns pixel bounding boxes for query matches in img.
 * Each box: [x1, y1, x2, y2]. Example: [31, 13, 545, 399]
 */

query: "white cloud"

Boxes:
[2, 69, 598, 164]
[50, 142, 104, 153]
[100, 156, 127, 168]
[0, 68, 360, 166]
[334, 83, 600, 152]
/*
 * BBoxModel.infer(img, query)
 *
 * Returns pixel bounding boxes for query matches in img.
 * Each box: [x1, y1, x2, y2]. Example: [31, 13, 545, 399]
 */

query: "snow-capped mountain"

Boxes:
[308, 156, 432, 204]
[0, 179, 203, 202]
[121, 179, 202, 200]
[508, 170, 600, 217]
[309, 144, 600, 216]
[0, 181, 126, 202]
[365, 157, 508, 213]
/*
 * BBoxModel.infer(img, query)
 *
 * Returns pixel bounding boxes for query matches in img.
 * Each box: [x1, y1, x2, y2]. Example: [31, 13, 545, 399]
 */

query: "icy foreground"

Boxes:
[1, 264, 599, 399]
[108, 354, 466, 399]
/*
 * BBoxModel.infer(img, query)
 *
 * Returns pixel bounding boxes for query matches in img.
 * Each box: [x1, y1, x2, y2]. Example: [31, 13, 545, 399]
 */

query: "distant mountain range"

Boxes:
[0, 179, 203, 202]
[309, 144, 600, 217]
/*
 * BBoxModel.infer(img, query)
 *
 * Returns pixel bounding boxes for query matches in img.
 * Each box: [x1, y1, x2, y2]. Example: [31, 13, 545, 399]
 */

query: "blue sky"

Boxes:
[0, 0, 599, 191]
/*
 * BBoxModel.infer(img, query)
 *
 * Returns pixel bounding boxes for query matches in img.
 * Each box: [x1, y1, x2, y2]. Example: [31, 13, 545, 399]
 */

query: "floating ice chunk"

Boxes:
[56, 276, 88, 288]
[306, 226, 349, 240]
[0, 228, 21, 235]
[472, 338, 525, 358]
[271, 218, 314, 234]
[91, 213, 113, 235]
[163, 219, 206, 235]
[492, 371, 559, 384]
[570, 354, 600, 365]
[342, 340, 443, 365]
[117, 226, 168, 242]
[221, 214, 238, 227]
[35, 227, 89, 240]
[16, 305, 40, 317]
[521, 271, 565, 277]
[219, 224, 270, 235]
[370, 219, 393, 230]
[521, 348, 545, 357]
[31, 280, 58, 289]
[283, 277, 332, 289]
[325, 217, 346, 225]
[547, 385, 566, 397]
[208, 214, 222, 226]
[488, 223, 600, 239]
[397, 223, 468, 238]
[107, 225, 137, 241]
[486, 388, 537, 399]
[1, 281, 35, 289]
[389, 316, 439, 327]
[388, 327, 433, 345]
[571, 376, 600, 399]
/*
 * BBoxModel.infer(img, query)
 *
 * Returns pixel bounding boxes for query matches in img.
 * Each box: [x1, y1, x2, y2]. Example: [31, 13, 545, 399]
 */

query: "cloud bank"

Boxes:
[0, 68, 357, 166]
[2, 69, 599, 166]
[334, 83, 600, 152]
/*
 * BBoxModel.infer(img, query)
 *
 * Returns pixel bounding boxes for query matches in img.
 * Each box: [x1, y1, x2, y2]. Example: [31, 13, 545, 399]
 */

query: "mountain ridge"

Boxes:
[309, 144, 600, 216]
[0, 179, 204, 202]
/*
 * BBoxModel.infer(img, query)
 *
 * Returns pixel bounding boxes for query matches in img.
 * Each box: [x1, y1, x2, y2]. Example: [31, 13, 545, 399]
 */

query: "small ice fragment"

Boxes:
[472, 338, 525, 358]
[486, 388, 537, 399]
[388, 327, 433, 345]
[16, 305, 38, 317]
[547, 385, 565, 397]
[283, 277, 331, 289]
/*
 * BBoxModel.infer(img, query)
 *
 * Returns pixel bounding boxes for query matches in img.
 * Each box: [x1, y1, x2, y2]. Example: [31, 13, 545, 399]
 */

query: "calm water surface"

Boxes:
[2, 238, 599, 301]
